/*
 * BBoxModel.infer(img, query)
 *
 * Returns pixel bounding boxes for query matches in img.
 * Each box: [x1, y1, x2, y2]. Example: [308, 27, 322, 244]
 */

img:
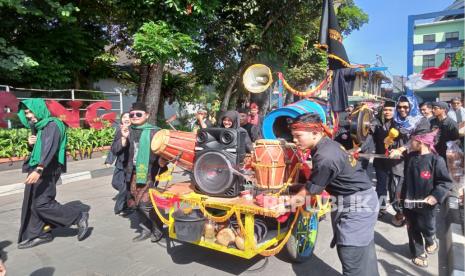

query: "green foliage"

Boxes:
[452, 46, 464, 68]
[0, 38, 38, 79]
[0, 128, 29, 159]
[337, 0, 369, 36]
[0, 127, 115, 160]
[133, 21, 199, 64]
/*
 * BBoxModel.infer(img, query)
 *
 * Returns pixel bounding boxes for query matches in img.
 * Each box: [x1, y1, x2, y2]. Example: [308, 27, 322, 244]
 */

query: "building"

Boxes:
[407, 0, 464, 102]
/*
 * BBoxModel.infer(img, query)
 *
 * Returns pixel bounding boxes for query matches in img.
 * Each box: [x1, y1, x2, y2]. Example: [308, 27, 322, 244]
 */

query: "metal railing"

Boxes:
[0, 85, 124, 128]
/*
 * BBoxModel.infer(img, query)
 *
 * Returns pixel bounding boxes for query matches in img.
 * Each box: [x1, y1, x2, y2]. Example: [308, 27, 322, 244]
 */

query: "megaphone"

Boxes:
[242, 64, 273, 93]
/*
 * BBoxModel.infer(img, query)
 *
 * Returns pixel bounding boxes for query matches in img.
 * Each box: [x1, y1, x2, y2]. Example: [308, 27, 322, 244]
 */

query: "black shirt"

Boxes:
[430, 117, 459, 160]
[401, 152, 452, 204]
[305, 137, 373, 196]
[23, 121, 65, 175]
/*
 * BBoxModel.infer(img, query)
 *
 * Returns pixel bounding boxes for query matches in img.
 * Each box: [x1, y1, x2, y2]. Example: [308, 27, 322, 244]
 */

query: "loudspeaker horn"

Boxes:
[242, 64, 273, 93]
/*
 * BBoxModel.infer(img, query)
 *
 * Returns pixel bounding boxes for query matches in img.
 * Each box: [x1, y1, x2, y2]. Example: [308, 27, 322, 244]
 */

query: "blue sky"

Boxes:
[344, 0, 452, 77]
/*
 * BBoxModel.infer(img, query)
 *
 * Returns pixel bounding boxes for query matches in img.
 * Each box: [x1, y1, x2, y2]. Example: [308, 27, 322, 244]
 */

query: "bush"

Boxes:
[0, 127, 116, 160]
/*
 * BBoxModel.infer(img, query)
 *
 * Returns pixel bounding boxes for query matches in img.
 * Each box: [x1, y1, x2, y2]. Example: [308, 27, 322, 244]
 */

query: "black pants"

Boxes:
[375, 167, 389, 210]
[404, 208, 437, 257]
[112, 169, 129, 214]
[19, 173, 81, 243]
[387, 173, 403, 214]
[137, 202, 163, 235]
[337, 239, 379, 276]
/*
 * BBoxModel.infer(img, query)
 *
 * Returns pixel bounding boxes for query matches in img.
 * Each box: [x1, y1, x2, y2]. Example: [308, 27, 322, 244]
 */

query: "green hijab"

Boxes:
[131, 122, 159, 184]
[18, 99, 67, 166]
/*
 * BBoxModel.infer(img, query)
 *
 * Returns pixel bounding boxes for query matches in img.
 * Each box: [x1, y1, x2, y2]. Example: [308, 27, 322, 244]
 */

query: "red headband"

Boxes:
[290, 122, 333, 138]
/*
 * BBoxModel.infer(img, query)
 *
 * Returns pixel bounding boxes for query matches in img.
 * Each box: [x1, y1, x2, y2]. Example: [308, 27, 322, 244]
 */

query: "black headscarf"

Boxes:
[219, 111, 240, 129]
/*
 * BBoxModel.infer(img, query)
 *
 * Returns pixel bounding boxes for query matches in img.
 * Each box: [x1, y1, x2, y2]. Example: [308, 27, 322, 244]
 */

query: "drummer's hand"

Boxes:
[158, 157, 169, 167]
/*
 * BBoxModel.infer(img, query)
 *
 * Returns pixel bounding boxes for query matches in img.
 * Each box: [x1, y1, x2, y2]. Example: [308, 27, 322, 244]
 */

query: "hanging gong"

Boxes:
[349, 107, 373, 145]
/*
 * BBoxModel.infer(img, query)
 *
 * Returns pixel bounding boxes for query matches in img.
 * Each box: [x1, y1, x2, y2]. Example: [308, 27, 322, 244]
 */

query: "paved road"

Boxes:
[0, 175, 443, 276]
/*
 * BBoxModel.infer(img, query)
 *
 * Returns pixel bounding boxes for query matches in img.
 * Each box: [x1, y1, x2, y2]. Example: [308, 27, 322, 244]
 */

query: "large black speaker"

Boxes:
[193, 128, 247, 197]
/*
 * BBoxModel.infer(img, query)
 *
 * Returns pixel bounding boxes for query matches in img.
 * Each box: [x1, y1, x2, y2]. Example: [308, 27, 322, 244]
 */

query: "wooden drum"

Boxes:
[283, 142, 300, 183]
[151, 129, 196, 171]
[252, 139, 287, 190]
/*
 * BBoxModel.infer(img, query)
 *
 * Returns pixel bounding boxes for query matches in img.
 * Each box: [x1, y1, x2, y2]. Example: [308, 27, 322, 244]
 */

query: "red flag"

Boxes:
[421, 57, 451, 81]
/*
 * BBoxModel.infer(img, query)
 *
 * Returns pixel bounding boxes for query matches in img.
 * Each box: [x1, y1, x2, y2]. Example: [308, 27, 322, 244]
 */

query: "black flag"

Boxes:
[316, 0, 351, 70]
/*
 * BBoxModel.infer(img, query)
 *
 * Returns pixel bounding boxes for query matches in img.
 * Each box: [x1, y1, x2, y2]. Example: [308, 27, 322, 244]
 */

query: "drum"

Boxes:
[151, 129, 196, 171]
[283, 143, 300, 183]
[252, 139, 287, 190]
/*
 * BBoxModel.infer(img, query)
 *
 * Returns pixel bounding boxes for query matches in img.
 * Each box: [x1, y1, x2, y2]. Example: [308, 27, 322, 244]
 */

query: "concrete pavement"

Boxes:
[0, 174, 443, 276]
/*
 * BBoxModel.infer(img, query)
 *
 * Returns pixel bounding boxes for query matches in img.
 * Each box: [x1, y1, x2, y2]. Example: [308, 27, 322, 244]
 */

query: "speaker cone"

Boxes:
[220, 131, 234, 145]
[194, 151, 234, 195]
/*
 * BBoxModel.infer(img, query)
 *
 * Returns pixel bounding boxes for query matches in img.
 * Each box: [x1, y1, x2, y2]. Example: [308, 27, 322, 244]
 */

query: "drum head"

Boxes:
[151, 129, 169, 154]
[194, 151, 235, 195]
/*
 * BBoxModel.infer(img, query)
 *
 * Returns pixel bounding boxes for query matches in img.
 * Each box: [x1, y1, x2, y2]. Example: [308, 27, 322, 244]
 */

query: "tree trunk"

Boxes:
[144, 62, 164, 125]
[137, 64, 149, 102]
[221, 62, 248, 112]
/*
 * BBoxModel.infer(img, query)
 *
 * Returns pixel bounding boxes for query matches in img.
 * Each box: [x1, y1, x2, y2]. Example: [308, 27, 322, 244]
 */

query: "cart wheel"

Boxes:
[284, 212, 318, 263]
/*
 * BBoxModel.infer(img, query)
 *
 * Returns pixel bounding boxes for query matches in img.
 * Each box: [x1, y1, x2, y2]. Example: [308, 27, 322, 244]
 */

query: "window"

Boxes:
[445, 52, 456, 61]
[423, 34, 435, 43]
[445, 32, 459, 41]
[422, 55, 435, 69]
[446, 71, 458, 78]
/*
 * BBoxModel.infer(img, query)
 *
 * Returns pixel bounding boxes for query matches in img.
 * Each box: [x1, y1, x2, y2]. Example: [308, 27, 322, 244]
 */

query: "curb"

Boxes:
[0, 167, 114, 197]
[446, 197, 465, 276]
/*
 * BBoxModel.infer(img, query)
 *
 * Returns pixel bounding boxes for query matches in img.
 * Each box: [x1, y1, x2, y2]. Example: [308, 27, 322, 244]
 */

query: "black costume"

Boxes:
[242, 122, 262, 142]
[107, 126, 130, 214]
[430, 117, 459, 161]
[401, 153, 452, 258]
[111, 127, 167, 239]
[19, 122, 82, 243]
[305, 137, 379, 276]
[219, 111, 253, 153]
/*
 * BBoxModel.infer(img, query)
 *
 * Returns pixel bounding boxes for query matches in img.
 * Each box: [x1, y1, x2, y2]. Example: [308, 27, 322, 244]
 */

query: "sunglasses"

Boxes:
[129, 112, 145, 118]
[397, 106, 410, 110]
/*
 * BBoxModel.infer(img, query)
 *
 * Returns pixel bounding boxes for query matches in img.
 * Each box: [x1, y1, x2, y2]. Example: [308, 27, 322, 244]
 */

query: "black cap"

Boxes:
[384, 101, 396, 108]
[412, 117, 432, 135]
[431, 101, 449, 110]
[131, 102, 147, 112]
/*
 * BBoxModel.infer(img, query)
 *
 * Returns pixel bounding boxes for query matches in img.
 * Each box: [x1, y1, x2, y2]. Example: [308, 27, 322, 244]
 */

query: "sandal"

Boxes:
[426, 241, 438, 255]
[412, 254, 428, 267]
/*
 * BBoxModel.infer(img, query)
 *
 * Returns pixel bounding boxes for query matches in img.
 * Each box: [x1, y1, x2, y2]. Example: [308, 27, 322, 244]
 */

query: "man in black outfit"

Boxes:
[111, 102, 168, 242]
[238, 108, 262, 142]
[17, 99, 89, 249]
[430, 101, 459, 161]
[291, 113, 379, 276]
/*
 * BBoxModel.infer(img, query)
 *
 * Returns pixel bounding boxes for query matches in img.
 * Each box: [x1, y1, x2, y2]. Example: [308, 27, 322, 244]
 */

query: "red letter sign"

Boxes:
[46, 100, 82, 128]
[85, 101, 116, 129]
[0, 91, 19, 128]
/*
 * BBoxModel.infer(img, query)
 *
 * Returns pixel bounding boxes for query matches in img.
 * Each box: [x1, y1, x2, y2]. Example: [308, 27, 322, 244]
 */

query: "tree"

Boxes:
[132, 21, 198, 124]
[191, 0, 369, 111]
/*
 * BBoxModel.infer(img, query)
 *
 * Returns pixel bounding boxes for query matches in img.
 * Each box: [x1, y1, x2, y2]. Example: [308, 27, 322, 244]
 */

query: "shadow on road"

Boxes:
[378, 259, 434, 276]
[30, 266, 55, 276]
[274, 251, 341, 276]
[0, 240, 12, 262]
[166, 240, 270, 274]
[374, 231, 410, 258]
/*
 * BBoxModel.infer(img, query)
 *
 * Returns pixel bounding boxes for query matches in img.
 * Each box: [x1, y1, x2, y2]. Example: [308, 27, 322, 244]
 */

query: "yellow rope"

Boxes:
[258, 207, 302, 256]
[198, 202, 237, 223]
[149, 190, 172, 225]
[281, 75, 328, 97]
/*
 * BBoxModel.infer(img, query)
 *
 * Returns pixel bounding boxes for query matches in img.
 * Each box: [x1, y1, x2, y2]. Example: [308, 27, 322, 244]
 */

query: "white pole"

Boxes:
[119, 91, 123, 115]
[6, 85, 11, 129]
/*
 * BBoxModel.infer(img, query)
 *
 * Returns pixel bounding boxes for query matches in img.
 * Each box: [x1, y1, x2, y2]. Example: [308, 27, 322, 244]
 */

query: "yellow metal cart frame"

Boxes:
[149, 182, 331, 260]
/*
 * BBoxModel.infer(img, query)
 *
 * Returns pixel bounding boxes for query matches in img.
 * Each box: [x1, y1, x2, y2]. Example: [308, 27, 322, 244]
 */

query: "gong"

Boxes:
[349, 107, 373, 145]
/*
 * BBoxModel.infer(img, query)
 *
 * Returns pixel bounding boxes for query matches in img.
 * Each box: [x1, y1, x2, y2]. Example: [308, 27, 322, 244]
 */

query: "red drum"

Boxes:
[252, 139, 287, 190]
[151, 129, 196, 171]
[283, 143, 300, 183]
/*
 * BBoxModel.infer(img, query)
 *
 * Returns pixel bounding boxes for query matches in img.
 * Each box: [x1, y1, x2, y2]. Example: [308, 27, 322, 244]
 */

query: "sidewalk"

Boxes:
[0, 157, 189, 197]
[0, 157, 113, 196]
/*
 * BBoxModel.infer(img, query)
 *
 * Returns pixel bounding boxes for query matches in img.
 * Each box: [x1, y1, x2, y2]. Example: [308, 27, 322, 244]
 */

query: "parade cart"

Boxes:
[149, 182, 331, 262]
